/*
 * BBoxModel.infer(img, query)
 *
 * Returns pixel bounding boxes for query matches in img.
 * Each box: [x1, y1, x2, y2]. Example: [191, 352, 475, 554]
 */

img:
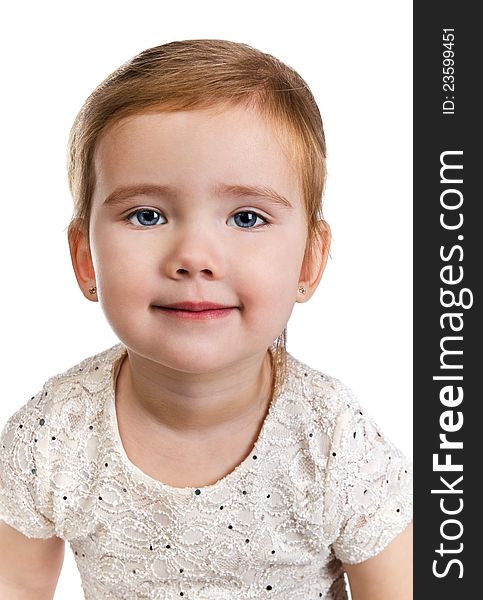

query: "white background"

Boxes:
[0, 1, 412, 597]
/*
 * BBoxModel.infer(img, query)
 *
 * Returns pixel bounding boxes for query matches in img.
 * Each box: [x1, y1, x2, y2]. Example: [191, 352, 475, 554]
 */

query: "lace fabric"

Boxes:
[0, 343, 412, 599]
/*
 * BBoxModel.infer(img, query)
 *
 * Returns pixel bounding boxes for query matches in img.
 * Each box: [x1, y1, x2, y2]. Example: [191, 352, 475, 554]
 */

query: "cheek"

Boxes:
[254, 232, 306, 284]
[237, 238, 305, 319]
[93, 236, 158, 307]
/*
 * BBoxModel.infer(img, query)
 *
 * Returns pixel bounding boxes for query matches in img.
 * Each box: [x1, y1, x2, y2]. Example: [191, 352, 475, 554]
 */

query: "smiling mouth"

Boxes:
[159, 301, 235, 311]
[152, 302, 237, 320]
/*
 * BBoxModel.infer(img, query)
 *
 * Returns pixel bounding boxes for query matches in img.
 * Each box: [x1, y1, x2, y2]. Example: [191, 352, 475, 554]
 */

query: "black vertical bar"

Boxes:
[414, 3, 480, 597]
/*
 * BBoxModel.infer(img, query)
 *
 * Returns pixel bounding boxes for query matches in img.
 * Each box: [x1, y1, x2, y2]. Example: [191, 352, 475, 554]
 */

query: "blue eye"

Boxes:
[127, 209, 165, 227]
[229, 211, 267, 229]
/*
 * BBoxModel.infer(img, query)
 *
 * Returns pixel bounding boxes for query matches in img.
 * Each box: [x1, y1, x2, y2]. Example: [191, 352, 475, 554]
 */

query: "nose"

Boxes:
[164, 224, 226, 280]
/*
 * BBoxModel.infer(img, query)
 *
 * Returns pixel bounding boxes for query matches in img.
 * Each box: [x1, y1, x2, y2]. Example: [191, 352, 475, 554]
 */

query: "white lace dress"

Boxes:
[0, 343, 412, 599]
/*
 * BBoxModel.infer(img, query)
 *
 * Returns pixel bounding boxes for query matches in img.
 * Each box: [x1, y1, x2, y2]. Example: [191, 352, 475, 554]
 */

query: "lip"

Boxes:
[161, 301, 235, 311]
[153, 301, 238, 320]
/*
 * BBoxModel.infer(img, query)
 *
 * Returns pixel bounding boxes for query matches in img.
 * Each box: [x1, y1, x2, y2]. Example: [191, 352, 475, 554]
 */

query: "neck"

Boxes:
[115, 348, 274, 440]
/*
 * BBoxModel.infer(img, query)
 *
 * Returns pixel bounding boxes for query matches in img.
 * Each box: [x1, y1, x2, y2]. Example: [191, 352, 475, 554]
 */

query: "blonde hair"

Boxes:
[67, 39, 327, 395]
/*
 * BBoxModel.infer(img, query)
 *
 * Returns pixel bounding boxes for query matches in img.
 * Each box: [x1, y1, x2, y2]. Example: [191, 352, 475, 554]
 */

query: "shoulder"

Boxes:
[284, 352, 412, 482]
[284, 351, 362, 439]
[1, 343, 126, 485]
[0, 343, 125, 538]
[43, 343, 125, 419]
[2, 343, 124, 433]
[283, 352, 412, 564]
[284, 351, 404, 452]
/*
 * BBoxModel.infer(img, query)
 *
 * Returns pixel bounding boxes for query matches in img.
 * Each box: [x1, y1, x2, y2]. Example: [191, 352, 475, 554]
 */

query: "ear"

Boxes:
[297, 220, 331, 302]
[67, 220, 97, 302]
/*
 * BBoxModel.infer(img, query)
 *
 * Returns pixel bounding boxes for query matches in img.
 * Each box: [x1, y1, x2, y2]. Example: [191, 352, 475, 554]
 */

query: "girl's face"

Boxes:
[74, 105, 325, 373]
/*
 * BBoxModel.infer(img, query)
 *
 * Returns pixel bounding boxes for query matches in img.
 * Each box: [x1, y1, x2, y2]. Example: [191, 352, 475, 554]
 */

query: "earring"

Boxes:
[298, 285, 306, 295]
[88, 286, 97, 295]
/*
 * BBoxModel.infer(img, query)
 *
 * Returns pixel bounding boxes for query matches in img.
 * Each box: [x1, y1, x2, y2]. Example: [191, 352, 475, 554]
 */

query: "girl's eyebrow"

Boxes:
[214, 184, 294, 210]
[102, 185, 175, 207]
[102, 183, 294, 209]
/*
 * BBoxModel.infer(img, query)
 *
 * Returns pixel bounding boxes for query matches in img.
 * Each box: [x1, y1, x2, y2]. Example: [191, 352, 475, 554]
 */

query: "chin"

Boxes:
[114, 323, 270, 374]
[159, 350, 236, 375]
[132, 337, 238, 374]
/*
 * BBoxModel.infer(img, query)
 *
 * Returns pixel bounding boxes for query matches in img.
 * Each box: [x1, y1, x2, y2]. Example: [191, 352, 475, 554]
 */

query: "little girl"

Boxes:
[0, 40, 412, 599]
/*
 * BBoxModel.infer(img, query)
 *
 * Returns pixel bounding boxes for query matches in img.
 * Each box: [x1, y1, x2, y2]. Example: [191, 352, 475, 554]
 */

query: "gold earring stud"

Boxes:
[298, 285, 306, 295]
[88, 286, 97, 295]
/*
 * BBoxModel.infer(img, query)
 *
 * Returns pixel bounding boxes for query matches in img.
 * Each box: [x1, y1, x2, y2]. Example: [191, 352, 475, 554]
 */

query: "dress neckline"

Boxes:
[104, 343, 288, 496]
